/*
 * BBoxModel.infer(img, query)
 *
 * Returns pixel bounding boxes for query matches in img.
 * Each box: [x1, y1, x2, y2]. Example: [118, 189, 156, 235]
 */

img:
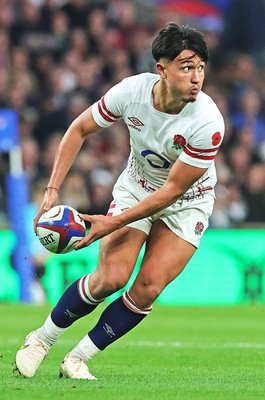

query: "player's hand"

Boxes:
[33, 188, 59, 233]
[75, 214, 121, 249]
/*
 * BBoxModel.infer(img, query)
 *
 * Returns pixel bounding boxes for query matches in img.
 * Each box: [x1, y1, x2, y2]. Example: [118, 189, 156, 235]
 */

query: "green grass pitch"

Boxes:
[1, 304, 265, 400]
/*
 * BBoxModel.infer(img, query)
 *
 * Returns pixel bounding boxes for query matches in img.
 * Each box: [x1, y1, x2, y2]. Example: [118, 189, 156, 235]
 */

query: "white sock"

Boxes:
[37, 314, 66, 346]
[70, 335, 100, 362]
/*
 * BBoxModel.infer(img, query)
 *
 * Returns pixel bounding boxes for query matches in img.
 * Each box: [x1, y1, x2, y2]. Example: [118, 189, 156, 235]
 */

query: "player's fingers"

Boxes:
[33, 191, 59, 232]
[33, 209, 46, 233]
[78, 213, 92, 222]
[75, 237, 89, 250]
[75, 232, 95, 250]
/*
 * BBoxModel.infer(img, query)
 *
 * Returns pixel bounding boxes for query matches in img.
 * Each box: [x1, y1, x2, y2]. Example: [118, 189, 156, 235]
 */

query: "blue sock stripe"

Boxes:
[122, 291, 152, 315]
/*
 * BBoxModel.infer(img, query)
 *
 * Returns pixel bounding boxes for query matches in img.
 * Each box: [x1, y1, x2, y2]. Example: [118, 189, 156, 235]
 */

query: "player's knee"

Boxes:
[132, 278, 163, 307]
[91, 269, 129, 298]
[100, 274, 127, 294]
[143, 283, 162, 303]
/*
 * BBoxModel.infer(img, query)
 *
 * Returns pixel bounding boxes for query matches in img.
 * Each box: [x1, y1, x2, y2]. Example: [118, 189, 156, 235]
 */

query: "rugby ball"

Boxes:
[36, 205, 86, 254]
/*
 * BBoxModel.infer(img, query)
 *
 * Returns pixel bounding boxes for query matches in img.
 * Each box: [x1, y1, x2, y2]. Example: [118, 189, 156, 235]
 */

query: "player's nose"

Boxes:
[191, 69, 201, 83]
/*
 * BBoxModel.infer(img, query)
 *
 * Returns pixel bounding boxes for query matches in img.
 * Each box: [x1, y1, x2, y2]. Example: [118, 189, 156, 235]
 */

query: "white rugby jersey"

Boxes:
[92, 73, 225, 201]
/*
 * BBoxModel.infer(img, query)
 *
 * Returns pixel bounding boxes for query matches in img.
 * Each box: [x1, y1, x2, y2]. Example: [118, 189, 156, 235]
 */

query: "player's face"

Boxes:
[161, 49, 205, 103]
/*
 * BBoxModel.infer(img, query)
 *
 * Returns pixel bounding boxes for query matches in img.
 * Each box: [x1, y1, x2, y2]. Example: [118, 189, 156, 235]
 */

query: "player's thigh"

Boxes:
[129, 220, 196, 304]
[90, 226, 147, 294]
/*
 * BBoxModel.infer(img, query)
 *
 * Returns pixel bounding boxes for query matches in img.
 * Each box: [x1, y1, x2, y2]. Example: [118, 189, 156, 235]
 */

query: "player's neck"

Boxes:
[152, 81, 186, 114]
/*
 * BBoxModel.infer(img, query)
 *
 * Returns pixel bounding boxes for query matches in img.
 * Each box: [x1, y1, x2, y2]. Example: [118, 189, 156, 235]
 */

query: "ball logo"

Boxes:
[39, 233, 55, 246]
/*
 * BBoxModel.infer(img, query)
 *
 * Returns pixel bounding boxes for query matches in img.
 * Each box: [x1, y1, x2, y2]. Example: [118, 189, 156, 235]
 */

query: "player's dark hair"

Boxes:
[152, 23, 208, 63]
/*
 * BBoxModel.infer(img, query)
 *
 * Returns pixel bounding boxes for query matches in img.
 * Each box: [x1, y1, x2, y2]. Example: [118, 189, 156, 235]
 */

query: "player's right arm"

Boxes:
[34, 107, 102, 230]
[34, 77, 128, 230]
[47, 107, 102, 191]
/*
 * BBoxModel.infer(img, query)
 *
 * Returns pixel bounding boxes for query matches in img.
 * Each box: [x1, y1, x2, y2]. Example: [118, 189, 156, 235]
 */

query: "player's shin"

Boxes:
[38, 274, 104, 345]
[69, 290, 152, 361]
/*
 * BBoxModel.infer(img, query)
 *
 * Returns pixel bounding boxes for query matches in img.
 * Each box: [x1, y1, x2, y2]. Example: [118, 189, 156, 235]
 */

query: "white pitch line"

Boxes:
[127, 341, 265, 349]
[3, 338, 265, 350]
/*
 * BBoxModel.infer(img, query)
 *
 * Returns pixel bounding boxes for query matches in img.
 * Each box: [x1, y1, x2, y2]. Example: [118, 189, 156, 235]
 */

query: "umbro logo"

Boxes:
[103, 323, 115, 338]
[127, 117, 144, 132]
[128, 117, 144, 126]
[65, 309, 79, 319]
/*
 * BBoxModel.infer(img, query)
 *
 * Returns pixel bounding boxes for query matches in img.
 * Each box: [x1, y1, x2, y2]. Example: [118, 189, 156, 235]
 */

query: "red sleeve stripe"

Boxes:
[97, 96, 121, 123]
[101, 96, 121, 118]
[106, 203, 116, 216]
[184, 147, 216, 160]
[98, 102, 116, 122]
[186, 144, 220, 153]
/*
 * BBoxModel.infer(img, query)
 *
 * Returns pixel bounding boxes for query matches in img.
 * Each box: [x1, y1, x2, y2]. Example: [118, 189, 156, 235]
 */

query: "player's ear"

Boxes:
[156, 62, 167, 79]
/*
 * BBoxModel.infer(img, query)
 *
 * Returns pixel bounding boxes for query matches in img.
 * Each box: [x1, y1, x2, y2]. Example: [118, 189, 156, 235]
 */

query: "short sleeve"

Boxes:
[179, 117, 225, 168]
[91, 79, 128, 128]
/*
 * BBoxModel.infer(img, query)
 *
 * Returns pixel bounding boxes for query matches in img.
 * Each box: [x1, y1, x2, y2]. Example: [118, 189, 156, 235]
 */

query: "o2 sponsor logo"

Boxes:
[141, 149, 171, 169]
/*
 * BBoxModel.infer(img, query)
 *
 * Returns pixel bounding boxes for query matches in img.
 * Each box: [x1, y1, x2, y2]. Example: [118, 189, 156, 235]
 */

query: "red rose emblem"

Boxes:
[174, 135, 186, 146]
[195, 221, 204, 235]
[172, 135, 186, 150]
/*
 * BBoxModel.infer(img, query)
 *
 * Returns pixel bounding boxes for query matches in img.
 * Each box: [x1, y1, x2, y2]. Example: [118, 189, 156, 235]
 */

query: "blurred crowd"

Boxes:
[1, 0, 265, 231]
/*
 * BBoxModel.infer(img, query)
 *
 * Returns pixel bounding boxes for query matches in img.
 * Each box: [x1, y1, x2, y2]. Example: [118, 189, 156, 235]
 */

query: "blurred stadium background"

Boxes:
[0, 0, 265, 305]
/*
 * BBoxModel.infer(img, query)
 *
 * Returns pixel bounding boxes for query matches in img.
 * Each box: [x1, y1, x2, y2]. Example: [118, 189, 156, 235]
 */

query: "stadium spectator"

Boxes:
[9, 0, 51, 49]
[242, 163, 265, 223]
[60, 0, 94, 29]
[21, 136, 41, 184]
[60, 169, 91, 214]
[215, 0, 265, 64]
[230, 88, 265, 146]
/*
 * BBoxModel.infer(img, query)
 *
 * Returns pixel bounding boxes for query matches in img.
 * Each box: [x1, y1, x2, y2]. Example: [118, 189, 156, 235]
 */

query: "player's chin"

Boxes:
[186, 93, 198, 103]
